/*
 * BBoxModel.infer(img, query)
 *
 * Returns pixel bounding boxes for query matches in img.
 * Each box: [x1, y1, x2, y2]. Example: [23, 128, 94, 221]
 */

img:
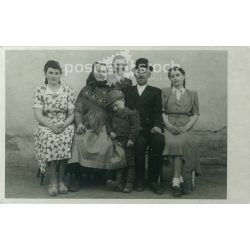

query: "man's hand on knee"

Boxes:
[151, 126, 161, 134]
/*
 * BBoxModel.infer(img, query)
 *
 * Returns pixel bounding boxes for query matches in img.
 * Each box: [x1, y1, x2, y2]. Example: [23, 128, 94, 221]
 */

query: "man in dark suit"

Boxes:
[124, 58, 165, 195]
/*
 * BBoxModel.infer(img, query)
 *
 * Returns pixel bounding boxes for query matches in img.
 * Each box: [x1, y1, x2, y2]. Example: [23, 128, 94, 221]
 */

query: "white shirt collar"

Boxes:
[137, 84, 147, 96]
[45, 85, 64, 95]
[172, 87, 185, 101]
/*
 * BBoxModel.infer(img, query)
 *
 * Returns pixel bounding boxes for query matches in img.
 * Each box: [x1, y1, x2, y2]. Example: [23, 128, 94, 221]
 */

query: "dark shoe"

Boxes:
[67, 174, 80, 192]
[123, 183, 133, 193]
[173, 186, 182, 197]
[180, 182, 190, 195]
[149, 182, 164, 195]
[134, 181, 144, 192]
[106, 180, 123, 192]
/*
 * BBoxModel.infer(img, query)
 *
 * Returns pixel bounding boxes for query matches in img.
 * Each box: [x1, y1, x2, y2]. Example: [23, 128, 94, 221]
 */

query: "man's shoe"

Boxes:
[173, 186, 182, 197]
[134, 181, 144, 192]
[149, 182, 164, 195]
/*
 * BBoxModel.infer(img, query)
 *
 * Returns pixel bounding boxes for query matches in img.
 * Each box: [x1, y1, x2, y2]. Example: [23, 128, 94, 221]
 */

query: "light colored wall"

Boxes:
[5, 49, 227, 135]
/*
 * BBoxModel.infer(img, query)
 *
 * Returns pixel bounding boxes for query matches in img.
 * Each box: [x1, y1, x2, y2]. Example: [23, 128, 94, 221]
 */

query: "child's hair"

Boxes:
[168, 66, 186, 88]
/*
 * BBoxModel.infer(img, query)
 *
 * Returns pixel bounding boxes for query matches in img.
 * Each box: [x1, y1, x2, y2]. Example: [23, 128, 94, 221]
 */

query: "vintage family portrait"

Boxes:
[3, 48, 228, 201]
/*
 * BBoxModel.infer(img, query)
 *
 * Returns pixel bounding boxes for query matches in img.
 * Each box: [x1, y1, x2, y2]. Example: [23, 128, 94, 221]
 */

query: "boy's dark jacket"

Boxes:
[107, 107, 141, 142]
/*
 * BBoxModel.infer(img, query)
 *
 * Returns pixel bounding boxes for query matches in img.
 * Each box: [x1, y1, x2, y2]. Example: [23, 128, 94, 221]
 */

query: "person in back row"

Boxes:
[108, 54, 133, 92]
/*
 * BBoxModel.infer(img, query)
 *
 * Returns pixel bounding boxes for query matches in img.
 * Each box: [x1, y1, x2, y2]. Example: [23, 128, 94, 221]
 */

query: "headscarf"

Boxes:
[86, 62, 108, 88]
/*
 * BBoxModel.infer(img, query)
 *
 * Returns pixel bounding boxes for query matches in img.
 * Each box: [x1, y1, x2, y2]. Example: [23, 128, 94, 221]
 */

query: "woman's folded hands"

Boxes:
[50, 123, 65, 134]
[166, 123, 187, 135]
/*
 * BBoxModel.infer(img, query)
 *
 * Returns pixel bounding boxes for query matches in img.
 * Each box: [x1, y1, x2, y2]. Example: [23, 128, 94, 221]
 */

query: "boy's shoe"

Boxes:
[123, 183, 133, 193]
[58, 182, 68, 194]
[117, 183, 124, 192]
[48, 184, 58, 196]
[173, 186, 182, 197]
[180, 182, 190, 195]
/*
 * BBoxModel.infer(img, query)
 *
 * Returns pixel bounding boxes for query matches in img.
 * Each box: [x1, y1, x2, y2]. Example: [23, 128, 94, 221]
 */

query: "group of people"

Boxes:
[33, 55, 201, 198]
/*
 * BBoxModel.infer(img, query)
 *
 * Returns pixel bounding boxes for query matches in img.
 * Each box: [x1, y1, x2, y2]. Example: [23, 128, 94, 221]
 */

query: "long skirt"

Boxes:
[163, 129, 201, 174]
[68, 126, 126, 170]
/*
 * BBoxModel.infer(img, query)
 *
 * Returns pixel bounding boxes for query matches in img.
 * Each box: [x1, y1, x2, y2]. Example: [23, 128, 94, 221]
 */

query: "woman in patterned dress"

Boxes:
[33, 60, 75, 196]
[162, 67, 200, 197]
[68, 62, 126, 177]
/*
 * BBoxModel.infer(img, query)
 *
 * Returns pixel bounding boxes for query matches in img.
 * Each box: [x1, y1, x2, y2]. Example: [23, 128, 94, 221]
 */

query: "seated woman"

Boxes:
[33, 60, 75, 196]
[68, 62, 126, 187]
[162, 66, 200, 198]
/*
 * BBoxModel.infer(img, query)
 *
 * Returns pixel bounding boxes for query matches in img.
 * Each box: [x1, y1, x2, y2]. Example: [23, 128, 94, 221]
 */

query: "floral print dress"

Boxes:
[33, 85, 75, 173]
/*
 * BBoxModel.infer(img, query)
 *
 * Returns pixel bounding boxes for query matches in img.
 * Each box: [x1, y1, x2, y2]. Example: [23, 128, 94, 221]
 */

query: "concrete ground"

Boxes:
[5, 129, 227, 201]
[5, 162, 227, 200]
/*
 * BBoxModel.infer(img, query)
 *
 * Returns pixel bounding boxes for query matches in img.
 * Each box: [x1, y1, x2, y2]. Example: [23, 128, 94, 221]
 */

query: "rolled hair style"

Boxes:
[44, 60, 62, 85]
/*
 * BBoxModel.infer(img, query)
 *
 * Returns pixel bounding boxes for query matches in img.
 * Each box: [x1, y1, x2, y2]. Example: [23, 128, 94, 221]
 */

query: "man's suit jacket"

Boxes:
[124, 85, 163, 131]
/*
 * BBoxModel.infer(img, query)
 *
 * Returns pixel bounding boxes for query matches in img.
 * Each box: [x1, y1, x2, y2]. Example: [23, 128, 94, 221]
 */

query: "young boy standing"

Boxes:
[106, 89, 140, 193]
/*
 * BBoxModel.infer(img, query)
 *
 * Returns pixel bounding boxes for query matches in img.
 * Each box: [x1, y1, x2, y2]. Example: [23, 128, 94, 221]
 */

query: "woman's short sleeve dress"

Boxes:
[33, 85, 75, 173]
[162, 87, 201, 174]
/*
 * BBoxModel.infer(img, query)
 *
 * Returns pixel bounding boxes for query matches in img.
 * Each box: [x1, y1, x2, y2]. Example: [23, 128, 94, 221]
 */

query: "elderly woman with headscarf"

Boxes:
[68, 62, 126, 188]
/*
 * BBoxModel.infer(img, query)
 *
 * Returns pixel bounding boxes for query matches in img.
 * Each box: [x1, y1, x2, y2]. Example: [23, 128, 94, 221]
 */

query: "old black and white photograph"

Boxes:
[4, 48, 228, 200]
[1, 1, 250, 250]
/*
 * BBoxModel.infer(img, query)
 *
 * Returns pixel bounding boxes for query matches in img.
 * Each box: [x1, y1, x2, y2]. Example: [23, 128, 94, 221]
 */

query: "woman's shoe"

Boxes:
[58, 182, 68, 194]
[173, 186, 182, 197]
[48, 184, 58, 196]
[123, 183, 133, 193]
[180, 182, 190, 195]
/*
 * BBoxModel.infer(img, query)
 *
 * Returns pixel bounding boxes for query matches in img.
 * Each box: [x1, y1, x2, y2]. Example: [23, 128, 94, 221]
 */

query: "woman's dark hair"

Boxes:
[44, 60, 62, 84]
[168, 66, 186, 88]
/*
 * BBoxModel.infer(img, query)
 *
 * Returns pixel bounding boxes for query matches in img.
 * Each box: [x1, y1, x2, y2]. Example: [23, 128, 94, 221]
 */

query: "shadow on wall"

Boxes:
[5, 126, 227, 168]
